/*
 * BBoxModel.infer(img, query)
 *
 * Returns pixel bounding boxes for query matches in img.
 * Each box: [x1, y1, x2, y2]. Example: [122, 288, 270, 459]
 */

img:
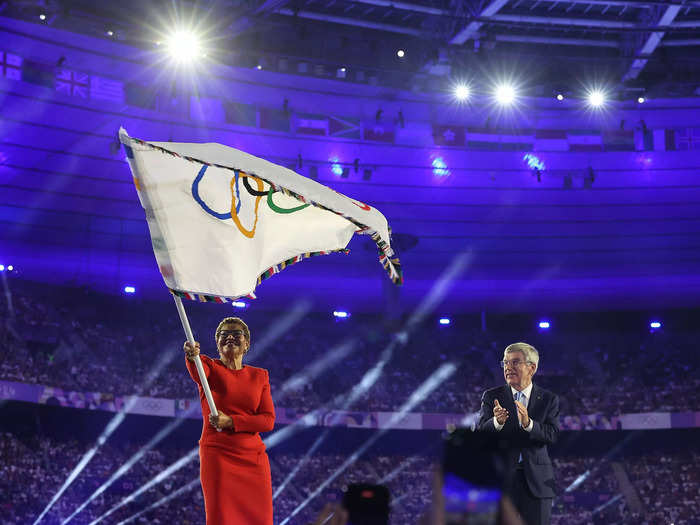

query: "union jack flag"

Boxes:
[0, 51, 22, 80]
[56, 68, 89, 98]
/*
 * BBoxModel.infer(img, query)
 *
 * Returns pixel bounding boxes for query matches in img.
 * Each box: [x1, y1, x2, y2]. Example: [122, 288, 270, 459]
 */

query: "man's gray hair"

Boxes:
[504, 342, 539, 372]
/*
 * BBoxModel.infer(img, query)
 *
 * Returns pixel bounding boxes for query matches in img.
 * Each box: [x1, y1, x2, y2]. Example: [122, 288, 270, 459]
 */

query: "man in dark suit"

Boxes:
[478, 342, 560, 525]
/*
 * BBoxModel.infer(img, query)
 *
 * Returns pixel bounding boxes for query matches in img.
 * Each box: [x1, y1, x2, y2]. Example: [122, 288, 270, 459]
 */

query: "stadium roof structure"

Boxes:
[4, 0, 700, 97]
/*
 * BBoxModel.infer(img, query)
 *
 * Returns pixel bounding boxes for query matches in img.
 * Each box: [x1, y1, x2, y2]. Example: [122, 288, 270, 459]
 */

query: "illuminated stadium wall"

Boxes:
[2, 14, 700, 314]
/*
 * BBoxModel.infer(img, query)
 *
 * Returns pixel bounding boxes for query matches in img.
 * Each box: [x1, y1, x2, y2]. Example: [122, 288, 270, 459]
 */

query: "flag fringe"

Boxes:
[168, 249, 351, 303]
[121, 134, 403, 287]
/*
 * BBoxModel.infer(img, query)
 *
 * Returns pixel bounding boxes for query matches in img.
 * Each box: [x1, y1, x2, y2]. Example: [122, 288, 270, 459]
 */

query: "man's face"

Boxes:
[502, 351, 535, 390]
[217, 323, 249, 355]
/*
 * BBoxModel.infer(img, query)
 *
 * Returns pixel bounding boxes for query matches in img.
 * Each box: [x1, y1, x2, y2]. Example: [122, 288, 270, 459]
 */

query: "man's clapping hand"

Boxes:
[493, 399, 509, 425]
[514, 400, 531, 428]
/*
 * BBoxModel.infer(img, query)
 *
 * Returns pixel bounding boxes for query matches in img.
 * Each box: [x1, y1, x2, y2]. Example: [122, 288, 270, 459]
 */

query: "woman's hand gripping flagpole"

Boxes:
[173, 294, 222, 431]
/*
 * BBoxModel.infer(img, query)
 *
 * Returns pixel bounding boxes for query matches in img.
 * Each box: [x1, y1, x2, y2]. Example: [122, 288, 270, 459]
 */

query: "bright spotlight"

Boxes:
[231, 301, 247, 308]
[333, 310, 349, 319]
[39, 14, 46, 21]
[539, 321, 550, 329]
[556, 93, 564, 101]
[587, 90, 606, 108]
[431, 157, 450, 177]
[650, 321, 661, 329]
[331, 157, 343, 176]
[637, 96, 645, 104]
[165, 30, 203, 63]
[495, 83, 516, 105]
[7, 265, 13, 271]
[256, 64, 263, 70]
[106, 30, 114, 37]
[454, 84, 471, 101]
[0, 265, 4, 272]
[397, 49, 405, 58]
[439, 317, 451, 325]
[123, 286, 136, 294]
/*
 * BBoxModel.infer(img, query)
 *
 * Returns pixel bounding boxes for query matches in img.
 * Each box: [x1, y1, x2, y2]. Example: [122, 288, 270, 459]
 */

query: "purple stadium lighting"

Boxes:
[586, 90, 606, 108]
[453, 84, 471, 101]
[439, 317, 451, 325]
[333, 310, 349, 319]
[523, 153, 545, 172]
[280, 362, 457, 525]
[330, 157, 343, 176]
[164, 29, 203, 63]
[123, 286, 136, 294]
[539, 320, 551, 329]
[431, 157, 450, 177]
[494, 83, 516, 106]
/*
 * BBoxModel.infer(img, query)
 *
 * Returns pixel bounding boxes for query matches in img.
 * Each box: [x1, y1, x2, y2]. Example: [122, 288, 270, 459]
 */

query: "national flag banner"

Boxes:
[533, 129, 569, 151]
[466, 128, 534, 151]
[190, 96, 225, 123]
[363, 121, 395, 143]
[21, 59, 55, 89]
[224, 101, 257, 127]
[432, 125, 465, 146]
[124, 82, 156, 110]
[329, 116, 361, 139]
[567, 130, 603, 151]
[675, 127, 700, 150]
[157, 93, 188, 118]
[259, 107, 290, 132]
[602, 130, 635, 151]
[55, 68, 89, 98]
[119, 128, 401, 301]
[1, 51, 22, 80]
[652, 129, 675, 151]
[89, 75, 124, 104]
[294, 113, 328, 136]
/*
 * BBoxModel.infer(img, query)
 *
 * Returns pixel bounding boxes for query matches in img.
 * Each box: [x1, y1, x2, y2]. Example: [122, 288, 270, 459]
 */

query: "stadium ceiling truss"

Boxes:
[267, 0, 700, 94]
[4, 0, 700, 95]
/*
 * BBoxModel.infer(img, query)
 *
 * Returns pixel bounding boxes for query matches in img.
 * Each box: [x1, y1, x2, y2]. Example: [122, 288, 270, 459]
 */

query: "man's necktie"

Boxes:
[514, 391, 523, 463]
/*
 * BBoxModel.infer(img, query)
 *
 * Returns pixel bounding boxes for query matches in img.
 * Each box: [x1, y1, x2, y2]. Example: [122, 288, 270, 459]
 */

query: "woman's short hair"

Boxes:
[215, 317, 251, 343]
[504, 342, 539, 371]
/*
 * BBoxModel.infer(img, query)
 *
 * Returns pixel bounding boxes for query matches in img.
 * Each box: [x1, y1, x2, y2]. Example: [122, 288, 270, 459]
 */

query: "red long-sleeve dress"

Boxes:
[186, 354, 275, 525]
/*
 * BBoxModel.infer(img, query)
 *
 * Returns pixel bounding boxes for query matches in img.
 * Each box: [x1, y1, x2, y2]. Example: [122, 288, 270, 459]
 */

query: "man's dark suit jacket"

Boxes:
[478, 384, 560, 499]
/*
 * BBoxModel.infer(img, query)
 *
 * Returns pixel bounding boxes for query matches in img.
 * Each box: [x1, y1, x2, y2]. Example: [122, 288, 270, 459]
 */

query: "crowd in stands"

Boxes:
[2, 279, 700, 523]
[1, 278, 698, 417]
[2, 429, 698, 524]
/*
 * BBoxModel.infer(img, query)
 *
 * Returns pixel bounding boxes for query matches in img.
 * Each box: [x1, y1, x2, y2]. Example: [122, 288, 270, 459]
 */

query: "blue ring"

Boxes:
[191, 165, 233, 220]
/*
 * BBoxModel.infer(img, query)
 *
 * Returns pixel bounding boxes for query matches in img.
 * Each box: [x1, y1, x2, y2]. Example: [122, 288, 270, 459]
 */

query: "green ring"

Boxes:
[267, 188, 311, 214]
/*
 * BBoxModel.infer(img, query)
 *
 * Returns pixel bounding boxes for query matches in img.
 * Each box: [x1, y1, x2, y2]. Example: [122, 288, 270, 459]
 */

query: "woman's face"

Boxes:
[216, 323, 249, 358]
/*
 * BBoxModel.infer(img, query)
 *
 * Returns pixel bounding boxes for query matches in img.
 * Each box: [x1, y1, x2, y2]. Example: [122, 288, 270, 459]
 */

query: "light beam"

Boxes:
[280, 362, 458, 524]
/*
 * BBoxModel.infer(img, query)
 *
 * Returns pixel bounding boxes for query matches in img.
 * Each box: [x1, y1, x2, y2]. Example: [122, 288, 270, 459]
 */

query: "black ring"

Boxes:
[242, 176, 270, 197]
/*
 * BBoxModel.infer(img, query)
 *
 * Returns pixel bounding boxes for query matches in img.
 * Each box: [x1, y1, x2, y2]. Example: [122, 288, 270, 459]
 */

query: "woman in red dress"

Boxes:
[184, 316, 275, 525]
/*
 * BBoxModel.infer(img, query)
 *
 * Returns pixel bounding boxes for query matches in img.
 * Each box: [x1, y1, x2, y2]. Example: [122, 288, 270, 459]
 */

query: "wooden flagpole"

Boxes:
[173, 294, 219, 419]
